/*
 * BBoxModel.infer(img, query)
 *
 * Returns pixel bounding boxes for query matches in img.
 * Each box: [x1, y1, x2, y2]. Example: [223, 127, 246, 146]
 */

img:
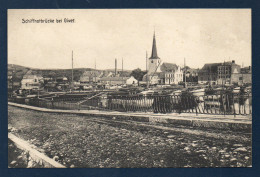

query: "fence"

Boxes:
[9, 98, 81, 110]
[9, 92, 252, 116]
[104, 93, 252, 116]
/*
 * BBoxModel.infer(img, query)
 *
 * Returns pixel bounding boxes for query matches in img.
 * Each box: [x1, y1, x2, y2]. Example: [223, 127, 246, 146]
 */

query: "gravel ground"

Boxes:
[8, 106, 252, 168]
[8, 139, 28, 168]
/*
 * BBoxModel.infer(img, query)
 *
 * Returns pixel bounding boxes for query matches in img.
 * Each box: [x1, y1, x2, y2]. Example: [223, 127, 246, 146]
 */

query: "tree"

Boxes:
[130, 68, 146, 83]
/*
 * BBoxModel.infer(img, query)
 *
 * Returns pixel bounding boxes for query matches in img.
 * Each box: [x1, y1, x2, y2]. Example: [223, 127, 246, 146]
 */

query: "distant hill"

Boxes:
[7, 64, 132, 81]
[104, 68, 132, 72]
[8, 64, 31, 82]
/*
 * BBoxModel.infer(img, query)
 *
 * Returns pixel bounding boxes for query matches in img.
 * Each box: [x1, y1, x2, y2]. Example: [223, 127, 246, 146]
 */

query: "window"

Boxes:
[151, 60, 153, 63]
[239, 77, 243, 80]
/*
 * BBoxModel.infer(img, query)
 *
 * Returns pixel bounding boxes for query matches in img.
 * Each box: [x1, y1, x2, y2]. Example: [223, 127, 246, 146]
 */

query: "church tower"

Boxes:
[148, 32, 161, 75]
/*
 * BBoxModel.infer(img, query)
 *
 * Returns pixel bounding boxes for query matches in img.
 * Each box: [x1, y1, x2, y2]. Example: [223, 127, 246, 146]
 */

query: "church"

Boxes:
[143, 32, 183, 85]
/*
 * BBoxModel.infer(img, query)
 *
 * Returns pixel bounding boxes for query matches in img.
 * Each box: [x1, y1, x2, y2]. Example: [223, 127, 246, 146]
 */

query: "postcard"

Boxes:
[8, 9, 251, 168]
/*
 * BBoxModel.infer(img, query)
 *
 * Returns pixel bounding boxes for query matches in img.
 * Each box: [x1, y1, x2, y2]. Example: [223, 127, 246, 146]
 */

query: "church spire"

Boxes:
[150, 31, 159, 59]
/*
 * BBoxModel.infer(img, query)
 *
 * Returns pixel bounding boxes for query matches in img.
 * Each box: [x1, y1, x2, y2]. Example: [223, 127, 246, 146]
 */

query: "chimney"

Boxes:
[232, 60, 235, 64]
[115, 58, 117, 76]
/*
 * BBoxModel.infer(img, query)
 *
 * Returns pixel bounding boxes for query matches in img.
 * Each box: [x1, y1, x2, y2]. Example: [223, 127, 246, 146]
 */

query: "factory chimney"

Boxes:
[115, 58, 117, 76]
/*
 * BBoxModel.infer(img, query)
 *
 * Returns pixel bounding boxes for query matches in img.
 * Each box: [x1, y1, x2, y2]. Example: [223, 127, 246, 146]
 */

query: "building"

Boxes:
[126, 76, 138, 85]
[217, 60, 241, 85]
[231, 66, 252, 85]
[80, 70, 103, 83]
[198, 60, 248, 86]
[147, 32, 162, 75]
[198, 63, 222, 85]
[183, 67, 199, 84]
[21, 70, 43, 90]
[144, 32, 162, 85]
[99, 76, 137, 86]
[8, 67, 26, 92]
[143, 32, 163, 85]
[185, 68, 199, 77]
[142, 73, 163, 85]
[240, 66, 252, 84]
[8, 70, 14, 91]
[143, 32, 183, 85]
[161, 63, 183, 85]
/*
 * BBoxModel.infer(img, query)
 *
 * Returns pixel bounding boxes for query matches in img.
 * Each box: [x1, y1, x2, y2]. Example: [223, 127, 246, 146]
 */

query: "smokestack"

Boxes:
[115, 58, 117, 76]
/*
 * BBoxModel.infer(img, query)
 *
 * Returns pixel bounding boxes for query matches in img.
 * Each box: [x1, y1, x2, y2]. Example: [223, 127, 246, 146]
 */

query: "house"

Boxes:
[161, 63, 183, 85]
[99, 76, 138, 86]
[183, 67, 199, 84]
[21, 70, 43, 90]
[142, 73, 162, 85]
[8, 74, 21, 91]
[126, 76, 138, 85]
[8, 66, 27, 91]
[185, 68, 199, 77]
[80, 70, 103, 83]
[231, 66, 251, 85]
[198, 60, 245, 86]
[198, 63, 221, 85]
[8, 71, 14, 90]
[100, 76, 131, 86]
[217, 60, 241, 85]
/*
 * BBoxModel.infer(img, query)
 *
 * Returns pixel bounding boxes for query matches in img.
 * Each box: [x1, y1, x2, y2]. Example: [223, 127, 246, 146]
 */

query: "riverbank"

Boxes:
[8, 102, 252, 131]
[8, 106, 252, 168]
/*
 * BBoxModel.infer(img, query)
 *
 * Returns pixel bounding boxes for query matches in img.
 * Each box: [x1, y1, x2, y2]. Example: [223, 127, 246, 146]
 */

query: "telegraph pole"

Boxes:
[184, 58, 187, 88]
[242, 62, 244, 85]
[94, 59, 97, 83]
[71, 50, 74, 91]
[146, 51, 149, 88]
[222, 60, 225, 89]
[122, 58, 124, 85]
[12, 64, 14, 92]
[115, 58, 117, 76]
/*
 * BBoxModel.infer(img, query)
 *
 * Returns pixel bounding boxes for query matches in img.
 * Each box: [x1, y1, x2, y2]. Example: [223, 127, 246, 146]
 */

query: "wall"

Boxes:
[148, 58, 161, 75]
[231, 73, 252, 85]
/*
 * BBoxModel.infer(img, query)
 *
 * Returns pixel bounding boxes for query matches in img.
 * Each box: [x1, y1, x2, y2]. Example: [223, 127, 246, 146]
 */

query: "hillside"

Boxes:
[7, 64, 131, 81]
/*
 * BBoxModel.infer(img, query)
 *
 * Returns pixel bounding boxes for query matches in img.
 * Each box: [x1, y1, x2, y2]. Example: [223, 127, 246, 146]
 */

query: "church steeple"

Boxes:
[150, 31, 159, 59]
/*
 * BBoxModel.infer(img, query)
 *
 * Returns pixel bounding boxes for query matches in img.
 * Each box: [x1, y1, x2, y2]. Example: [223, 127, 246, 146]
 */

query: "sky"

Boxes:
[8, 9, 251, 70]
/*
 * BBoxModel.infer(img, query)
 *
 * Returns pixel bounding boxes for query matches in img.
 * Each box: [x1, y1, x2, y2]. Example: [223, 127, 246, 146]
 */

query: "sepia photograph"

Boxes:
[7, 9, 252, 168]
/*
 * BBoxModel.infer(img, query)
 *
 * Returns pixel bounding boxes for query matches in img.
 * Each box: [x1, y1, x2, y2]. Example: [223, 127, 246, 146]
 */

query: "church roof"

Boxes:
[149, 33, 160, 59]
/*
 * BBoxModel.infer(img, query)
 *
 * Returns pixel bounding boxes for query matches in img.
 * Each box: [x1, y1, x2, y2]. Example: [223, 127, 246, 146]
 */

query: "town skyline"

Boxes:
[8, 9, 251, 70]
